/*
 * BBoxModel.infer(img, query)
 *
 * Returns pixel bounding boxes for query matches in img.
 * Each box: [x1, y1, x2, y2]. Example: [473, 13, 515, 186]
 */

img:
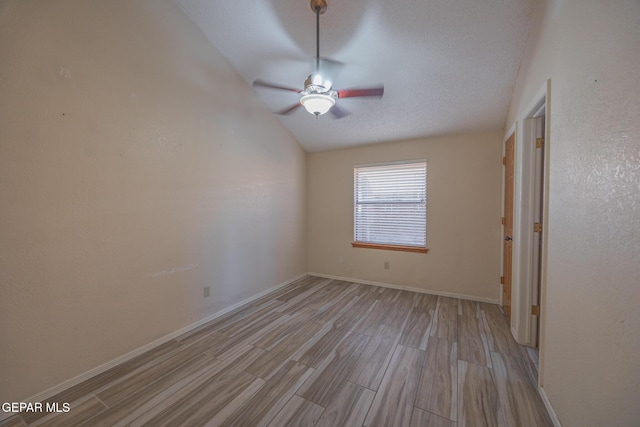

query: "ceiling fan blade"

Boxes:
[276, 103, 302, 115]
[318, 57, 345, 80]
[337, 86, 384, 99]
[330, 104, 351, 119]
[252, 79, 301, 93]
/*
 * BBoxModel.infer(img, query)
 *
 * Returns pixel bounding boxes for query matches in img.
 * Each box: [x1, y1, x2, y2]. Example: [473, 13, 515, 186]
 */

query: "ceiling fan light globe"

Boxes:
[300, 93, 335, 116]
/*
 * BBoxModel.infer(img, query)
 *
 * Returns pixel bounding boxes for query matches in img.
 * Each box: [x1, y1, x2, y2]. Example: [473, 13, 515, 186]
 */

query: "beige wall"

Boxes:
[506, 0, 640, 425]
[0, 0, 306, 402]
[307, 131, 503, 302]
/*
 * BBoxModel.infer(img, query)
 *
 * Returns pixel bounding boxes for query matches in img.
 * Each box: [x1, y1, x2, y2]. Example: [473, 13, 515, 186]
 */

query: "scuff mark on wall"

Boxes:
[150, 263, 197, 277]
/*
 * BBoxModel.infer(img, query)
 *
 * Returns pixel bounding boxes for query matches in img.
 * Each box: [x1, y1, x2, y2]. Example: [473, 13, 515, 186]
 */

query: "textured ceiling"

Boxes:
[177, 0, 534, 152]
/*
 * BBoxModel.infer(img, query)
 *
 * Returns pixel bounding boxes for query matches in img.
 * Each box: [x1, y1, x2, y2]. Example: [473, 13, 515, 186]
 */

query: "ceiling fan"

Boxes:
[252, 0, 384, 118]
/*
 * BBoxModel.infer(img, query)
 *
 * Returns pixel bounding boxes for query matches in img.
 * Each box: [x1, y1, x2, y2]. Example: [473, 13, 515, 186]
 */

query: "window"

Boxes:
[353, 160, 428, 253]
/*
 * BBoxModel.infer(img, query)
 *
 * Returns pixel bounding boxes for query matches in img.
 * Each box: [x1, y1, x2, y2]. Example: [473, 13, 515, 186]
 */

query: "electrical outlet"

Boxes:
[204, 286, 210, 298]
[384, 261, 390, 269]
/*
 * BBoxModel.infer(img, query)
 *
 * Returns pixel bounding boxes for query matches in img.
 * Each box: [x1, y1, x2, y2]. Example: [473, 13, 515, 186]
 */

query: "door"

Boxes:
[503, 134, 515, 320]
[531, 115, 545, 346]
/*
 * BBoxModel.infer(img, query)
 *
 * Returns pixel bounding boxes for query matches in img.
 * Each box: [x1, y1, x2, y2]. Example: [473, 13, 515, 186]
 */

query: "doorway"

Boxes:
[530, 112, 545, 352]
[502, 134, 515, 321]
[512, 82, 550, 384]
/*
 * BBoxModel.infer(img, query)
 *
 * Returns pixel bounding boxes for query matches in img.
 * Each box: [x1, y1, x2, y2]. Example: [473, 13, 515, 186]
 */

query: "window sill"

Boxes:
[351, 242, 429, 253]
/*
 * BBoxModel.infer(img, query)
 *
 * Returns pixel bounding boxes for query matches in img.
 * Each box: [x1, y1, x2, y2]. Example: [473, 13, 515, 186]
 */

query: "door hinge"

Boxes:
[502, 157, 506, 165]
[534, 222, 543, 233]
[536, 137, 545, 149]
[500, 276, 504, 284]
[501, 217, 505, 225]
[532, 305, 540, 316]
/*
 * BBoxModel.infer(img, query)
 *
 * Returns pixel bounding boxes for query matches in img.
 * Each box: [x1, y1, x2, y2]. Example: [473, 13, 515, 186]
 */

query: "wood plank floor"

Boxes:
[2, 276, 552, 427]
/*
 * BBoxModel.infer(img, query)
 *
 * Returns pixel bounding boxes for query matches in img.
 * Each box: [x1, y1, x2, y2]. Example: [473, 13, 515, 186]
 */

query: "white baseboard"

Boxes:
[3, 272, 307, 420]
[538, 385, 562, 426]
[308, 272, 500, 304]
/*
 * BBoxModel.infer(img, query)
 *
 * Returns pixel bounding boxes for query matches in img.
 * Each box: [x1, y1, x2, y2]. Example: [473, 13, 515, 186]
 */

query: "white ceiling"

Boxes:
[177, 0, 534, 152]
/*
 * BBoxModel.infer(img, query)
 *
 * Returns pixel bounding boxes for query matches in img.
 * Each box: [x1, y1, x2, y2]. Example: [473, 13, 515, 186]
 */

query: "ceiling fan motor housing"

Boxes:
[304, 74, 335, 94]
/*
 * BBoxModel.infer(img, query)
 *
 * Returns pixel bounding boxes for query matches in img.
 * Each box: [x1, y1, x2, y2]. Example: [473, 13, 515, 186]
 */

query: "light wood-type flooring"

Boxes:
[2, 276, 552, 426]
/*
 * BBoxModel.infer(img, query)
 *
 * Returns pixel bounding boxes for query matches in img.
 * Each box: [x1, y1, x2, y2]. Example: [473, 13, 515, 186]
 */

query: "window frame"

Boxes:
[352, 159, 429, 254]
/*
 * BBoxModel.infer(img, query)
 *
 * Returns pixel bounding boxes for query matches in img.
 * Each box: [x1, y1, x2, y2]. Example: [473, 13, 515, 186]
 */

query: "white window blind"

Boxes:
[354, 161, 427, 247]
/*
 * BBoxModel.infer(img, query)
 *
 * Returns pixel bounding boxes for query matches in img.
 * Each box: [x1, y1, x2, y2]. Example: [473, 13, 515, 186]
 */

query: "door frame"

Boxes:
[501, 132, 515, 320]
[509, 80, 551, 353]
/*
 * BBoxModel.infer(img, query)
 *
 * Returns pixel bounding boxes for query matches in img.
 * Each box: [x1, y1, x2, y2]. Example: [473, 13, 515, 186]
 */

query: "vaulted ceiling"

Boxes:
[178, 0, 534, 152]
